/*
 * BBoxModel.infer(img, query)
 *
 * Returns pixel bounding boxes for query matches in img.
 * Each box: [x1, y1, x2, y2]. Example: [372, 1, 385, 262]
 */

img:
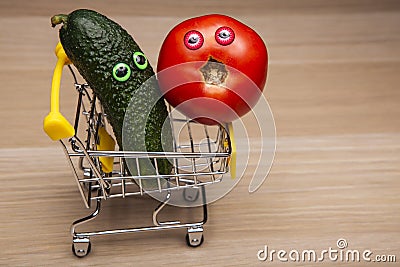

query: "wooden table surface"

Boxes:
[1, 1, 399, 266]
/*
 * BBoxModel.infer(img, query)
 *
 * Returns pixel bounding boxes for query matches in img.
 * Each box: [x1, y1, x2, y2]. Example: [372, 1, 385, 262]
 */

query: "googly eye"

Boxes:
[133, 51, 148, 70]
[215, 26, 235, 46]
[184, 30, 204, 50]
[113, 63, 131, 82]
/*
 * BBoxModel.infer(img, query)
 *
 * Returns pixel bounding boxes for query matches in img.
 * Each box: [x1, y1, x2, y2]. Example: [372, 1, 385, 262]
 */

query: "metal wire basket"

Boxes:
[45, 59, 234, 257]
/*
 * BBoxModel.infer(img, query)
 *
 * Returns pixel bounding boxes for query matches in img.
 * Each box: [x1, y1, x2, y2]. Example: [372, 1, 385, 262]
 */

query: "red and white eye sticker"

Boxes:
[184, 30, 204, 50]
[215, 26, 235, 46]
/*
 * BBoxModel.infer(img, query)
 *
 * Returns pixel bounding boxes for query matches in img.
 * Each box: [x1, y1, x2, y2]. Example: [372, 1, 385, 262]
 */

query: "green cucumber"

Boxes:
[51, 9, 172, 188]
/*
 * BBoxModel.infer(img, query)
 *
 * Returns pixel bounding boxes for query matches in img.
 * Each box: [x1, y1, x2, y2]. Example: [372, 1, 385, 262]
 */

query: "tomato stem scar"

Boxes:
[200, 57, 228, 86]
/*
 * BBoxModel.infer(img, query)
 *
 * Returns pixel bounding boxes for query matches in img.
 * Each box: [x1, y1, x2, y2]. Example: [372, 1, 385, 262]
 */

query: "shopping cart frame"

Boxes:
[50, 63, 234, 257]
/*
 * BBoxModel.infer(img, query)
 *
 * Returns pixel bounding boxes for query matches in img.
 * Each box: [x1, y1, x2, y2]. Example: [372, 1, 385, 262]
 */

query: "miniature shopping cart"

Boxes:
[43, 43, 236, 257]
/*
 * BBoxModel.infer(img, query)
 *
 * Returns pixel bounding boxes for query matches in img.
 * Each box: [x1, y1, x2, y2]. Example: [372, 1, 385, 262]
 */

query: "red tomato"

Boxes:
[157, 14, 268, 125]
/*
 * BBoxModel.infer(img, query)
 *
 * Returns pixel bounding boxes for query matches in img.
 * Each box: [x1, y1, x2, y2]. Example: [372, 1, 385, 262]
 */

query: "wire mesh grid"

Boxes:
[60, 67, 232, 208]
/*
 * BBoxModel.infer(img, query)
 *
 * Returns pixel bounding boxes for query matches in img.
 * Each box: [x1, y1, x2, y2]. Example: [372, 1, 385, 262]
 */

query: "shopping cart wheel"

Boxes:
[72, 237, 91, 258]
[186, 227, 204, 247]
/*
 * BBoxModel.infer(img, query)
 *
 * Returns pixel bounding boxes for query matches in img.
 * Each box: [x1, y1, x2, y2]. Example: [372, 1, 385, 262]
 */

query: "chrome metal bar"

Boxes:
[167, 105, 181, 189]
[203, 125, 215, 183]
[68, 65, 78, 84]
[71, 197, 101, 236]
[75, 222, 204, 238]
[73, 88, 83, 133]
[201, 185, 208, 224]
[60, 140, 90, 209]
[71, 199, 101, 236]
[152, 191, 180, 226]
[85, 94, 97, 152]
[134, 158, 144, 195]
[176, 142, 218, 149]
[75, 170, 227, 184]
[68, 150, 230, 158]
[73, 137, 108, 198]
[186, 121, 198, 185]
[89, 180, 222, 200]
[119, 158, 126, 198]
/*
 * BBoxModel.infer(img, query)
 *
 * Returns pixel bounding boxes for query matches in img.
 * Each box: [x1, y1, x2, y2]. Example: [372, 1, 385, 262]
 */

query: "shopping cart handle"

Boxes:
[43, 42, 75, 141]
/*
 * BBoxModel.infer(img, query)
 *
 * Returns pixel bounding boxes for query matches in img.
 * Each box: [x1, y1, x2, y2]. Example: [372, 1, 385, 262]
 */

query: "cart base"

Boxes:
[71, 187, 207, 257]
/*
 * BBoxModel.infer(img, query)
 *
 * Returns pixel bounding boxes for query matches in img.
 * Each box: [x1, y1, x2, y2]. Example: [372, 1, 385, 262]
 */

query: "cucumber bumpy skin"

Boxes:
[51, 9, 173, 181]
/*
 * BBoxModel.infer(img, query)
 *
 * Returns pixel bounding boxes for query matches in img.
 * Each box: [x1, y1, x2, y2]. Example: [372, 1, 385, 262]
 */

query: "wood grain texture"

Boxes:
[0, 1, 399, 266]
